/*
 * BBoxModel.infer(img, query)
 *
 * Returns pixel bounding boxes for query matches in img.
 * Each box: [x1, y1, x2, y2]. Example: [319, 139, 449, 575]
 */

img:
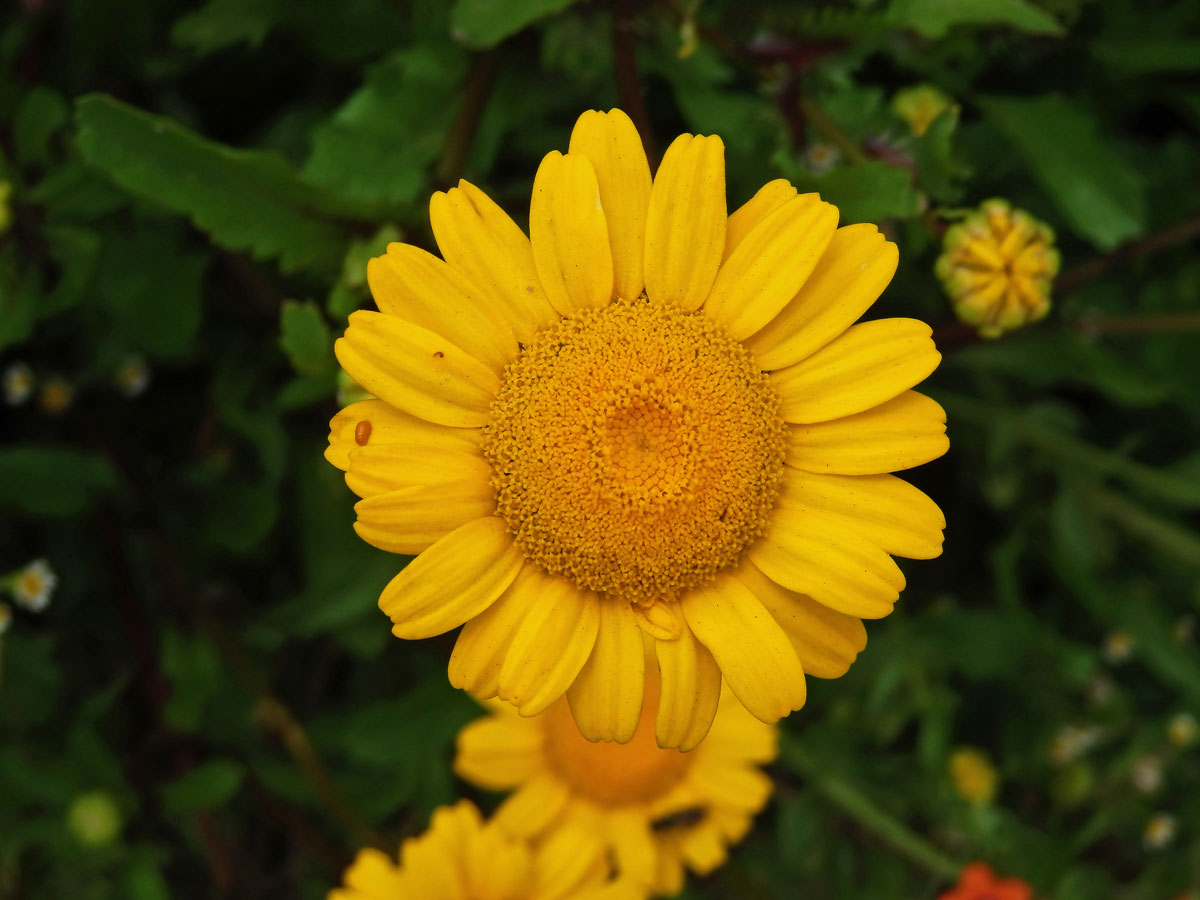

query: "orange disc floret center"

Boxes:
[542, 676, 691, 805]
[482, 298, 787, 600]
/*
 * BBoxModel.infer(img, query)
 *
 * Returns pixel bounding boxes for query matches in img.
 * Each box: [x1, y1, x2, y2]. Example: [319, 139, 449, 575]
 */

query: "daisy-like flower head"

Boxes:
[1143, 812, 1177, 851]
[3, 362, 35, 406]
[11, 558, 57, 613]
[114, 354, 151, 397]
[892, 84, 954, 137]
[1168, 712, 1198, 748]
[938, 862, 1033, 900]
[455, 645, 775, 896]
[948, 747, 997, 806]
[327, 109, 948, 749]
[936, 198, 1059, 339]
[328, 800, 639, 900]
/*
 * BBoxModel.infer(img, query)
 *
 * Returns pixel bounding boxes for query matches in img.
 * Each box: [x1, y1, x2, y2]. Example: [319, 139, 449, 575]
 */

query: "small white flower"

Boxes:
[803, 142, 840, 176]
[1143, 812, 1176, 851]
[1050, 724, 1103, 765]
[1102, 630, 1134, 664]
[3, 363, 35, 406]
[1168, 713, 1198, 748]
[12, 559, 57, 613]
[1131, 756, 1163, 794]
[114, 354, 151, 398]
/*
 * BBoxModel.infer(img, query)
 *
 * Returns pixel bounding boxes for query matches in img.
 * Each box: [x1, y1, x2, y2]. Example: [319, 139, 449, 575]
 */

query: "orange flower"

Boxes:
[938, 862, 1032, 900]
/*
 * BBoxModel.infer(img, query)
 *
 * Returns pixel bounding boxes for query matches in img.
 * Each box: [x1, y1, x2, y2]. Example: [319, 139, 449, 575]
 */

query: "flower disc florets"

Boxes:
[482, 297, 788, 600]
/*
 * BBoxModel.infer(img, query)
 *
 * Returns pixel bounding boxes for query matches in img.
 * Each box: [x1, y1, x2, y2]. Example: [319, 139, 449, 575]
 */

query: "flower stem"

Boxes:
[780, 740, 962, 879]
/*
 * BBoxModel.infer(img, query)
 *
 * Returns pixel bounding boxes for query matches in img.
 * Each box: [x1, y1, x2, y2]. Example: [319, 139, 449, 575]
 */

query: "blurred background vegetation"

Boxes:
[2, 0, 1200, 897]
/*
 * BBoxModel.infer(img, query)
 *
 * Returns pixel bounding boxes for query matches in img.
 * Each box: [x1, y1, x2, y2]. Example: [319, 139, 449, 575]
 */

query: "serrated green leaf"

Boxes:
[981, 95, 1146, 250]
[160, 759, 244, 816]
[785, 160, 921, 224]
[887, 0, 1063, 38]
[74, 94, 363, 272]
[0, 446, 117, 517]
[279, 300, 333, 377]
[304, 46, 467, 208]
[450, 0, 578, 47]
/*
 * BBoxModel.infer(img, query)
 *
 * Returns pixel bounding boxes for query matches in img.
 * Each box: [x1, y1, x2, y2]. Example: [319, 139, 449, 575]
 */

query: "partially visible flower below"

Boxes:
[3, 362, 34, 405]
[938, 862, 1033, 900]
[936, 199, 1059, 339]
[0, 601, 11, 635]
[802, 141, 840, 175]
[1143, 812, 1177, 851]
[327, 107, 948, 750]
[1050, 725, 1102, 766]
[67, 790, 122, 846]
[892, 84, 954, 137]
[114, 354, 151, 397]
[948, 747, 998, 806]
[455, 649, 776, 897]
[328, 800, 639, 900]
[9, 559, 57, 613]
[1130, 755, 1163, 794]
[1168, 713, 1198, 748]
[1102, 630, 1134, 664]
[38, 375, 74, 416]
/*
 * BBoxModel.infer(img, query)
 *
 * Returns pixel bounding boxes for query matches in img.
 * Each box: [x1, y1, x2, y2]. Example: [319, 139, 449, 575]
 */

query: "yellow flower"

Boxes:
[38, 375, 75, 416]
[327, 108, 947, 749]
[11, 558, 57, 613]
[1168, 713, 1197, 748]
[936, 198, 1059, 339]
[328, 800, 639, 900]
[891, 85, 954, 137]
[948, 747, 998, 806]
[455, 651, 775, 896]
[1142, 812, 1176, 851]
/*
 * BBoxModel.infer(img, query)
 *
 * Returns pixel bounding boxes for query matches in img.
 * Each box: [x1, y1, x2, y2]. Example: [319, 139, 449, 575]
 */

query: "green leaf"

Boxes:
[74, 94, 362, 272]
[161, 629, 224, 732]
[912, 107, 967, 202]
[0, 446, 117, 517]
[0, 247, 39, 352]
[784, 160, 921, 224]
[887, 0, 1064, 38]
[304, 46, 467, 208]
[12, 86, 69, 166]
[170, 0, 285, 54]
[450, 0, 578, 47]
[160, 759, 245, 816]
[980, 95, 1146, 250]
[123, 848, 172, 900]
[1092, 39, 1200, 75]
[279, 301, 333, 377]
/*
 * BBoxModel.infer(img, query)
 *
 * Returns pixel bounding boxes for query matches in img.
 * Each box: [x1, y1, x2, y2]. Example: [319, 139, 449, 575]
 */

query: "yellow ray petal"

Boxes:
[703, 195, 838, 340]
[464, 824, 533, 900]
[367, 244, 519, 373]
[429, 180, 558, 342]
[566, 600, 645, 743]
[339, 848, 407, 897]
[534, 821, 609, 900]
[498, 573, 600, 716]
[399, 811, 465, 900]
[723, 179, 800, 261]
[326, 399, 481, 472]
[630, 598, 684, 641]
[786, 389, 949, 475]
[733, 559, 867, 679]
[449, 565, 543, 699]
[344, 443, 491, 498]
[568, 108, 652, 302]
[378, 517, 524, 639]
[493, 772, 572, 838]
[687, 763, 772, 817]
[680, 574, 806, 723]
[643, 133, 726, 311]
[353, 479, 497, 555]
[748, 507, 904, 619]
[770, 318, 940, 424]
[530, 151, 614, 315]
[700, 690, 779, 762]
[335, 310, 499, 428]
[747, 224, 899, 371]
[655, 623, 722, 751]
[677, 816, 732, 874]
[606, 809, 658, 889]
[778, 468, 946, 559]
[454, 714, 545, 791]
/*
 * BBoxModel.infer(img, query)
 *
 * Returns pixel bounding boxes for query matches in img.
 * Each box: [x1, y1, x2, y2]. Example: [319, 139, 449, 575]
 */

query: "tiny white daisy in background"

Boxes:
[113, 354, 151, 397]
[802, 141, 840, 175]
[3, 362, 35, 406]
[1168, 713, 1198, 748]
[10, 559, 58, 613]
[1102, 630, 1134, 664]
[1050, 724, 1103, 766]
[1130, 756, 1163, 794]
[0, 601, 11, 635]
[38, 375, 74, 416]
[1143, 812, 1177, 851]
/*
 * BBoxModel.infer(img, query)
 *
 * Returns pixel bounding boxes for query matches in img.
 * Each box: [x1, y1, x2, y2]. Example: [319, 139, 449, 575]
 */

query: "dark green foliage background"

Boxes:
[2, 0, 1199, 897]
